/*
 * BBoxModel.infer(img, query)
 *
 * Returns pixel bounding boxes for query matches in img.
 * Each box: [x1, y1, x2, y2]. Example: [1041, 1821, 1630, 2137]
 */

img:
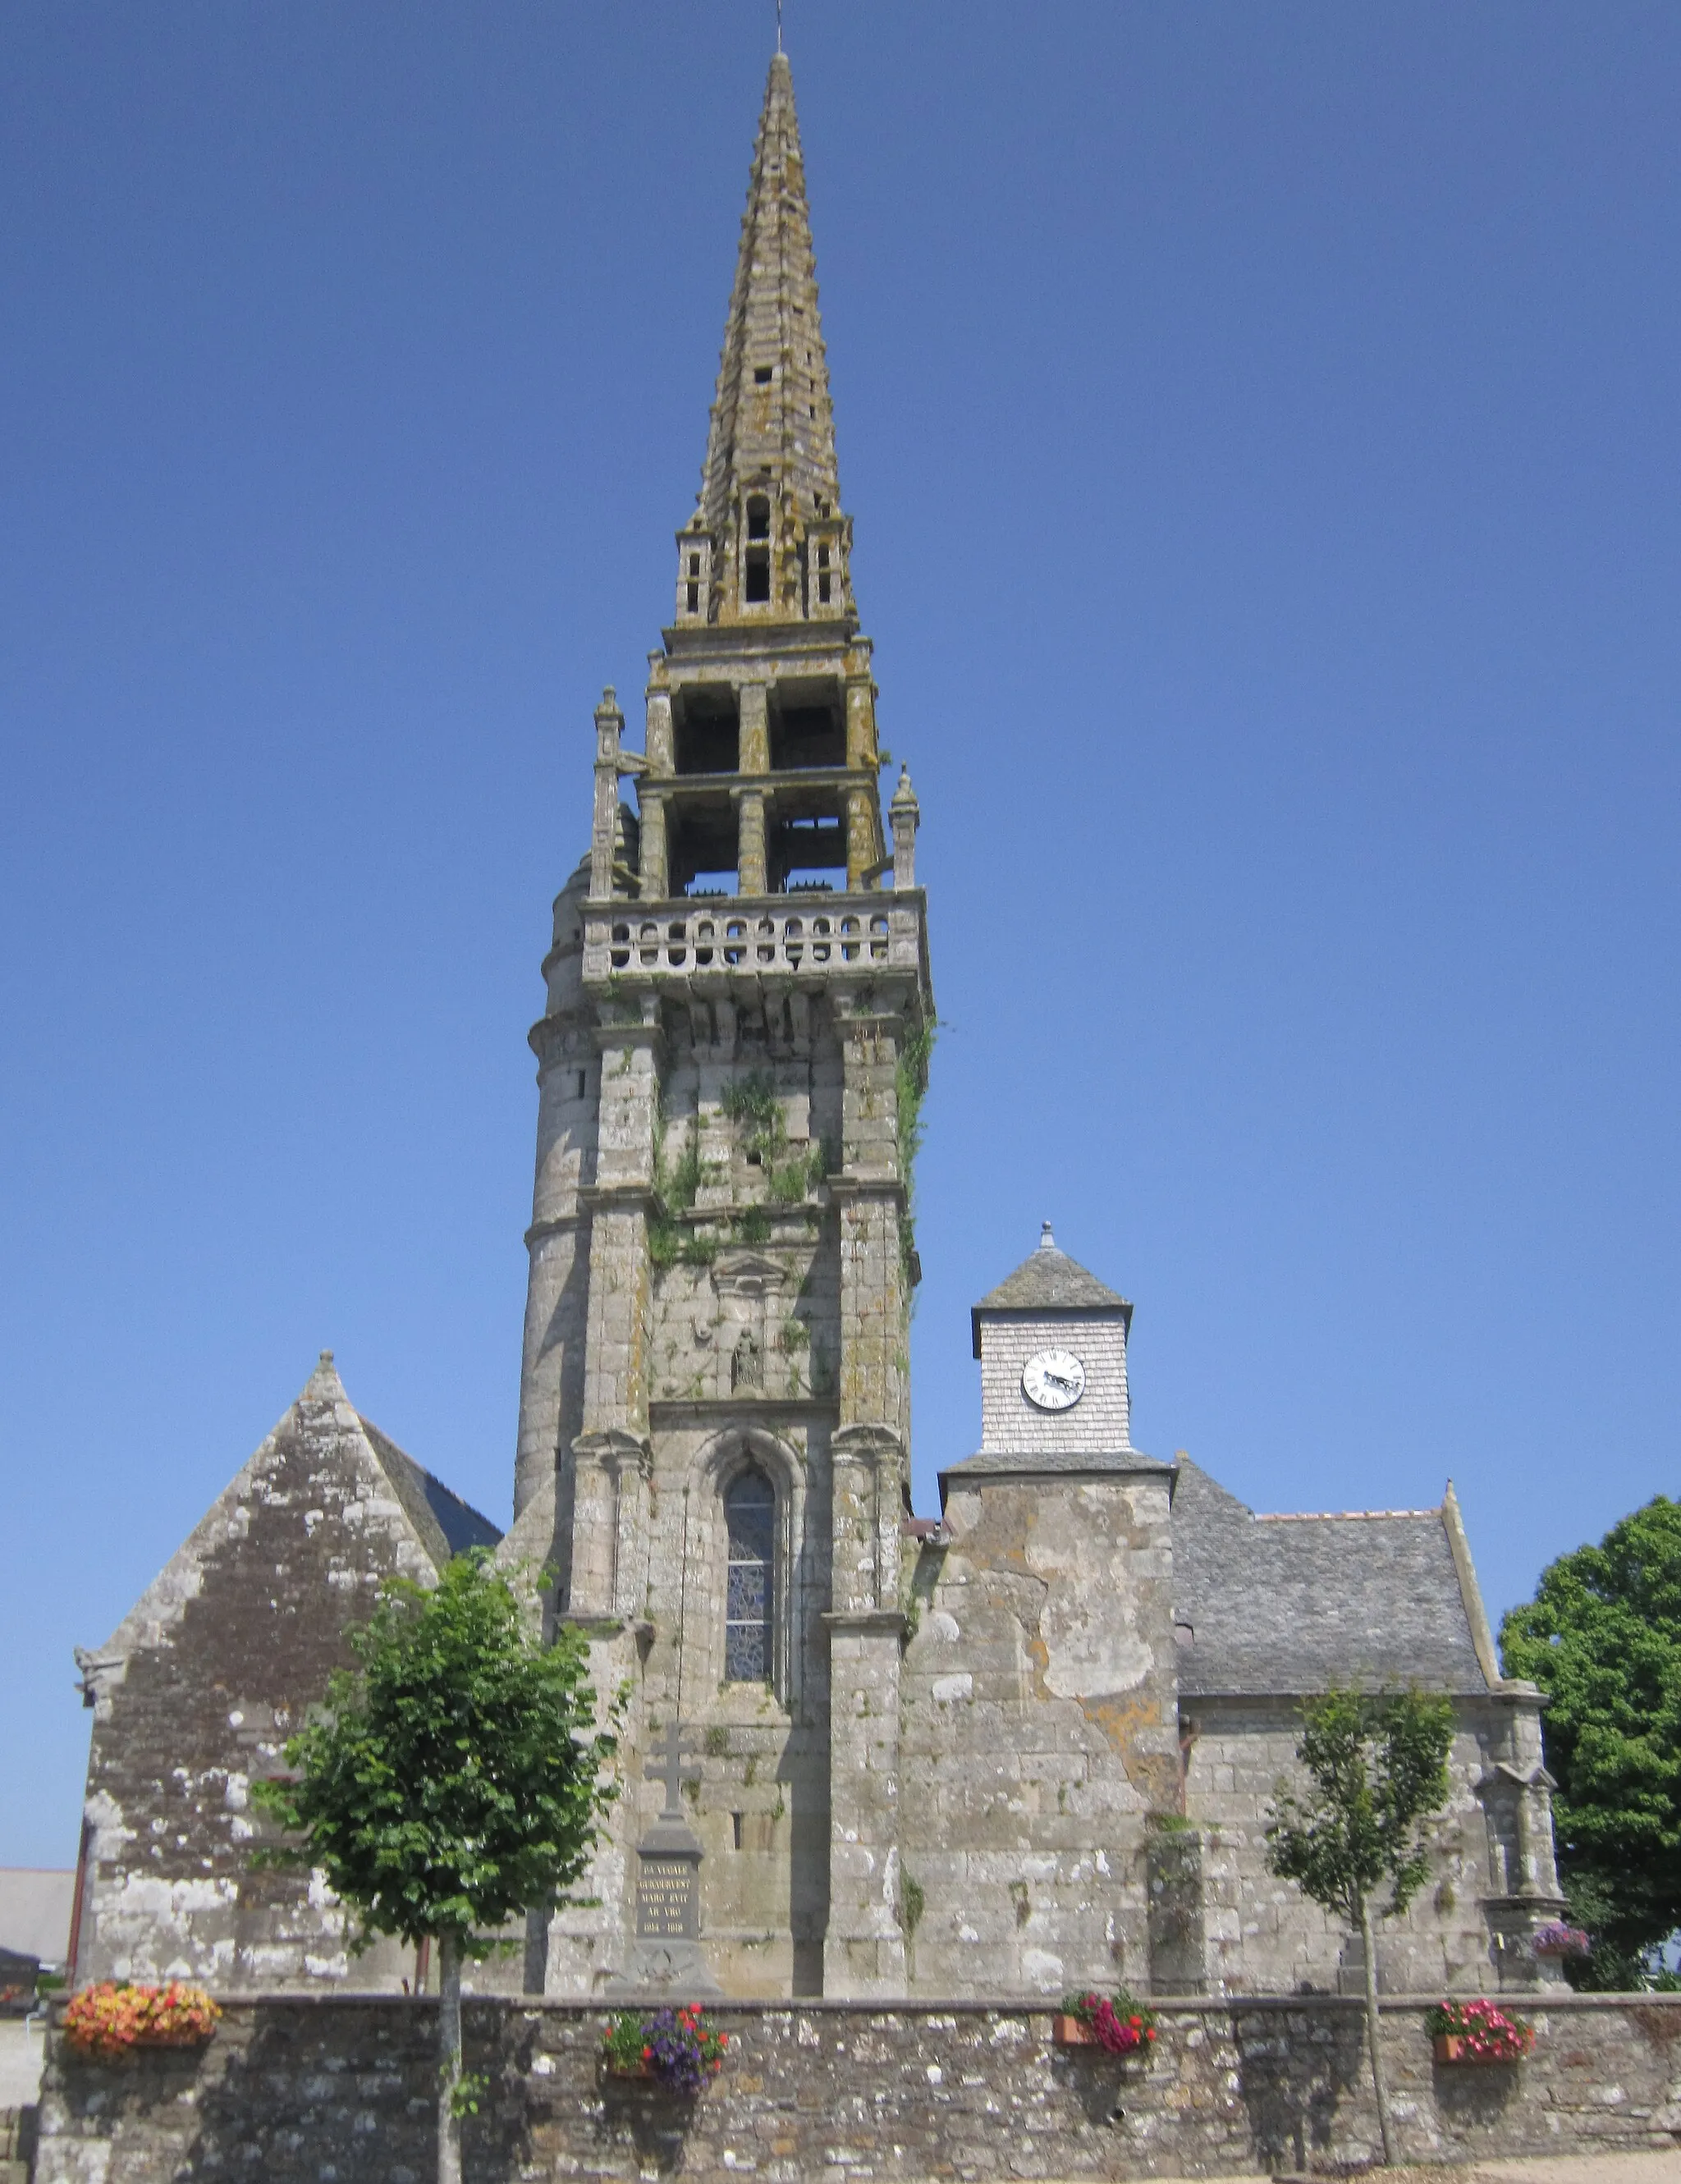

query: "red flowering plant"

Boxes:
[602, 2004, 728, 2092]
[1424, 1998, 1535, 2063]
[62, 1981, 222, 2061]
[1059, 1988, 1158, 2056]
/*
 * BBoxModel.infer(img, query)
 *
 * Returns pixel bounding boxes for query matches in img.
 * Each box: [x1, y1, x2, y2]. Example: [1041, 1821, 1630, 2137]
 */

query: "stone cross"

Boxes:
[644, 1719, 700, 1819]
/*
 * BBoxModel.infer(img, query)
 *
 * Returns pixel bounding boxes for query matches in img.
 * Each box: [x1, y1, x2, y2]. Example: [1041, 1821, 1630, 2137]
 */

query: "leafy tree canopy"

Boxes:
[1266, 1687, 1456, 1926]
[253, 1550, 618, 1955]
[1266, 1687, 1456, 2167]
[1500, 1495, 1681, 1986]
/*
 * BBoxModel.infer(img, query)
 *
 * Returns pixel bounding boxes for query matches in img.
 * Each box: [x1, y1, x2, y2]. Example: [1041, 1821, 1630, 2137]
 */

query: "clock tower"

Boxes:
[507, 50, 933, 2000]
[971, 1220, 1134, 1457]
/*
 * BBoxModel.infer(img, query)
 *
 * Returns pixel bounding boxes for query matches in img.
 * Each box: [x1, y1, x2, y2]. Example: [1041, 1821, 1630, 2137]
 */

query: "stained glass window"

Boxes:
[725, 1469, 775, 1683]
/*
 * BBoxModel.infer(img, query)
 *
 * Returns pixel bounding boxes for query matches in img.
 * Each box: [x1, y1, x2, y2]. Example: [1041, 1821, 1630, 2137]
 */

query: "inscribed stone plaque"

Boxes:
[637, 1853, 699, 1940]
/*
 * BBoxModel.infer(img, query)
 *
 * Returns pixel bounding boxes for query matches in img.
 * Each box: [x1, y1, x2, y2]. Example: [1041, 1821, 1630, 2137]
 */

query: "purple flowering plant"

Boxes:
[602, 2004, 728, 2092]
[1532, 1921, 1592, 1957]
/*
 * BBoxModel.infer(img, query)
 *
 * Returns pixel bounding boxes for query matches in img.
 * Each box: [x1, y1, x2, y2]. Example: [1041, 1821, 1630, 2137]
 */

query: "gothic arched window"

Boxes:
[724, 1469, 776, 1683]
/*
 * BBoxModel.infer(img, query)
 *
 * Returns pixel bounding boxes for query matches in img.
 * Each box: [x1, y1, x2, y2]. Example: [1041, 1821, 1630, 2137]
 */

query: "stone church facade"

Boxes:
[67, 53, 1567, 2008]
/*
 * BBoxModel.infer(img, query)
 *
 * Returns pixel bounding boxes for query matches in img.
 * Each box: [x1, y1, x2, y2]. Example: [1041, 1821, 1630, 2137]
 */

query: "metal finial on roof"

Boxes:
[1039, 1221, 1056, 1251]
[776, 0, 783, 53]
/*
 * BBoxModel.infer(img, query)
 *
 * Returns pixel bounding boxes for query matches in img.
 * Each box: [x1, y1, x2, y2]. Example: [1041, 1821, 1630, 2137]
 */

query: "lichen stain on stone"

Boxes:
[1077, 1692, 1179, 1808]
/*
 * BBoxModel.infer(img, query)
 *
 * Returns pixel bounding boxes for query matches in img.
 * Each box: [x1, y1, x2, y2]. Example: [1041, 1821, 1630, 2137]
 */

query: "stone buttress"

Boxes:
[507, 51, 933, 2001]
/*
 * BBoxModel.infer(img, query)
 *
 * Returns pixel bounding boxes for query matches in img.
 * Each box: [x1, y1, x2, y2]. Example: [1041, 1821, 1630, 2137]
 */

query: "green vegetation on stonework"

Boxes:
[250, 1553, 618, 2184]
[1265, 1687, 1454, 2167]
[895, 1018, 936, 1295]
[649, 1108, 720, 1270]
[721, 1071, 786, 1164]
[900, 1874, 925, 1938]
[1500, 1495, 1681, 1991]
[769, 1141, 831, 1206]
[712, 1074, 831, 1211]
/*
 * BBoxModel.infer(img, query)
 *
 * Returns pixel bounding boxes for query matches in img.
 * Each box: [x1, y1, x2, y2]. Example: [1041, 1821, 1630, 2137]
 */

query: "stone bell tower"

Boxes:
[507, 51, 933, 2000]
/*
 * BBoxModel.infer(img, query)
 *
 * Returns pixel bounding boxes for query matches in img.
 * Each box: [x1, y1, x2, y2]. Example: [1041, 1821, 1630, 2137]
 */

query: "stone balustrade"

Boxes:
[584, 894, 923, 985]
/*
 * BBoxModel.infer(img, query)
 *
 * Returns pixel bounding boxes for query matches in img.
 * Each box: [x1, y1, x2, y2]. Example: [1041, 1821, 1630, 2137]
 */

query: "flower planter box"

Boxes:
[1052, 2015, 1098, 2047]
[1433, 2035, 1523, 2065]
[604, 2060, 654, 2081]
[62, 1983, 222, 2063]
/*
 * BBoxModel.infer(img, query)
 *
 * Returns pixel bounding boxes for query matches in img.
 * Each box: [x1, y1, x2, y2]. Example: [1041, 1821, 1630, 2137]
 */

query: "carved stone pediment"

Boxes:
[1478, 1760, 1558, 1794]
[711, 1251, 787, 1298]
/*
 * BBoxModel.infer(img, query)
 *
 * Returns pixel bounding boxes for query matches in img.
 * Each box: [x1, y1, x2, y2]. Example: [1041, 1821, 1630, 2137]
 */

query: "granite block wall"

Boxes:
[1184, 1700, 1532, 1999]
[34, 1994, 1681, 2182]
[900, 1472, 1180, 2000]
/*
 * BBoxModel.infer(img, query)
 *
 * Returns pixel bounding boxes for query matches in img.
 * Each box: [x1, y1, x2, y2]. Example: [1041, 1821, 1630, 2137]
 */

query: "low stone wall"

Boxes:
[32, 1992, 1681, 2182]
[0, 2107, 37, 2184]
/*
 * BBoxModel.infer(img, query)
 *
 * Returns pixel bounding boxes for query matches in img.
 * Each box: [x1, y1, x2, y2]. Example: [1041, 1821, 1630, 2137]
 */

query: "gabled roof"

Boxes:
[85, 1353, 501, 1670]
[972, 1225, 1132, 1356]
[1169, 1459, 1495, 1697]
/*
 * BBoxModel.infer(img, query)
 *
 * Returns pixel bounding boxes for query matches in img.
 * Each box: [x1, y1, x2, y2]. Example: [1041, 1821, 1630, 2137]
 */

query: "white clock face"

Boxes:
[1021, 1348, 1086, 1412]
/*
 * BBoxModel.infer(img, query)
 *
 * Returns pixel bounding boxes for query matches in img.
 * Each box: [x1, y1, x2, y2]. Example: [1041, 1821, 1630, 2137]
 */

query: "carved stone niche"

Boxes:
[1476, 1759, 1569, 1989]
[712, 1252, 787, 1399]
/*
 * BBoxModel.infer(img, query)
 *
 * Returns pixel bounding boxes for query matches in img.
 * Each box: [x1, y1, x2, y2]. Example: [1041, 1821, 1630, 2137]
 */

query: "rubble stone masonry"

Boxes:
[34, 1993, 1681, 2182]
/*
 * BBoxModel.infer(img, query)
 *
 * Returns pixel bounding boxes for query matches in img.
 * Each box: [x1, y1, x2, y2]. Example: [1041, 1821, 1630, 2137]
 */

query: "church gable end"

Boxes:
[73, 1353, 500, 1992]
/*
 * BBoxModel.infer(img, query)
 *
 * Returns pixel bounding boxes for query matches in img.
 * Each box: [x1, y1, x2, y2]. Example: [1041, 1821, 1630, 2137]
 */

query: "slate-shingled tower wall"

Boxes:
[506, 53, 934, 2003]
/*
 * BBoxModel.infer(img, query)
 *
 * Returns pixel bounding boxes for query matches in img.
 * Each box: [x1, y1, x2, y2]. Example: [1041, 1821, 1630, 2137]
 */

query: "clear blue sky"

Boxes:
[2, 3, 1677, 1868]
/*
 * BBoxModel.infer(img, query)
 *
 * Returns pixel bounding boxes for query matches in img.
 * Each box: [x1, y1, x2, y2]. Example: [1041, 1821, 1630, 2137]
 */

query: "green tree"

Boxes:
[253, 1553, 617, 2184]
[1500, 1495, 1681, 1989]
[1266, 1688, 1456, 2166]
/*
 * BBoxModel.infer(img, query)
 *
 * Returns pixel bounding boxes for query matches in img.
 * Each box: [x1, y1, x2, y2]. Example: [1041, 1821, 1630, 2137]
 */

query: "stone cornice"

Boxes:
[524, 1211, 588, 1248]
[648, 1398, 836, 1429]
[577, 1183, 657, 1213]
[827, 1173, 906, 1207]
[821, 1609, 907, 1638]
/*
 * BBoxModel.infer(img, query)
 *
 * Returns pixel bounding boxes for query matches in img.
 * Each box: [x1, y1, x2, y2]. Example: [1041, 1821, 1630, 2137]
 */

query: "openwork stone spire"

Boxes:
[697, 53, 840, 536]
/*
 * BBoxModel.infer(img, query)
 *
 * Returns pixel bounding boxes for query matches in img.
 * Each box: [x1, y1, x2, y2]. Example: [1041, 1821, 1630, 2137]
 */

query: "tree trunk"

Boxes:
[1358, 1894, 1397, 2165]
[437, 1930, 463, 2184]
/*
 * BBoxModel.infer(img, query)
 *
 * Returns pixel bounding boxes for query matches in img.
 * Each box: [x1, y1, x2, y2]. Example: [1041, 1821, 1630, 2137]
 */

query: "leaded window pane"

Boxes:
[724, 1469, 775, 1684]
[727, 1561, 767, 1619]
[725, 1620, 767, 1683]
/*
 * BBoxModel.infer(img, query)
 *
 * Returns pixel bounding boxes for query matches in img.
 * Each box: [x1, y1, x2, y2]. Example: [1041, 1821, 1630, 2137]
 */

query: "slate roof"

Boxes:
[360, 1418, 503, 1563]
[972, 1225, 1131, 1355]
[89, 1354, 503, 1669]
[942, 1447, 1170, 1483]
[1170, 1459, 1494, 1697]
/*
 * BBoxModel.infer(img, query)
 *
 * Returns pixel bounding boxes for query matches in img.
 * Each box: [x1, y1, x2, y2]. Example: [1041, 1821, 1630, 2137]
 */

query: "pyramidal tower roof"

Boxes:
[972, 1224, 1131, 1355]
[697, 52, 840, 534]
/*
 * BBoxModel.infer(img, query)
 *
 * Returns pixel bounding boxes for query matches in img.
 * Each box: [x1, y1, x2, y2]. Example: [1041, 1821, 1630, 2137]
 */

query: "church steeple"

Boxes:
[675, 52, 853, 630]
[515, 40, 932, 2004]
[572, 48, 886, 901]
